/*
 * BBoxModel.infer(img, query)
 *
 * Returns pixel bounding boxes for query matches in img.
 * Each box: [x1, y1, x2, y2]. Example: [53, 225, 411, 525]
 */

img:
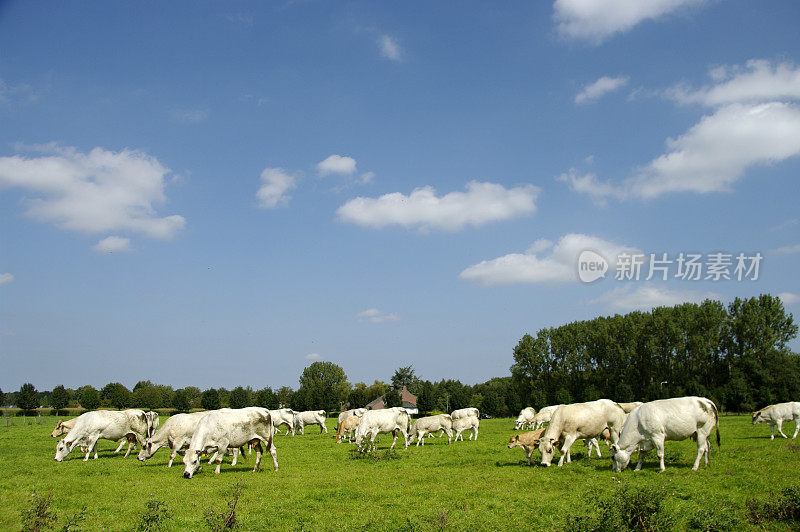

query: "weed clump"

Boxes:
[20, 492, 57, 532]
[567, 482, 672, 532]
[134, 495, 171, 531]
[747, 483, 800, 525]
[204, 481, 244, 531]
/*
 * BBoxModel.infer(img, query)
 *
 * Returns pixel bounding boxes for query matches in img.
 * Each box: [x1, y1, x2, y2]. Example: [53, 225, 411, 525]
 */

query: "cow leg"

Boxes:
[84, 436, 100, 461]
[446, 428, 453, 444]
[390, 431, 399, 450]
[114, 440, 126, 453]
[793, 418, 800, 439]
[558, 435, 577, 467]
[322, 421, 328, 434]
[590, 438, 601, 458]
[653, 437, 666, 472]
[770, 424, 775, 440]
[250, 441, 263, 473]
[168, 443, 180, 468]
[693, 432, 708, 470]
[231, 448, 238, 466]
[635, 448, 647, 471]
[214, 441, 229, 474]
[777, 419, 788, 439]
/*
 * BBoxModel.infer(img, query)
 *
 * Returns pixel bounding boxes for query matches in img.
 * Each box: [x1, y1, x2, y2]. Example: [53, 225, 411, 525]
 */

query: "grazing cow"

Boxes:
[453, 416, 479, 442]
[538, 399, 626, 467]
[451, 407, 479, 420]
[337, 408, 367, 431]
[144, 411, 160, 438]
[294, 410, 328, 434]
[51, 419, 77, 438]
[752, 402, 800, 440]
[270, 409, 297, 436]
[355, 407, 412, 452]
[531, 405, 563, 429]
[514, 407, 537, 430]
[610, 396, 720, 472]
[509, 429, 605, 465]
[138, 412, 208, 467]
[54, 410, 149, 462]
[336, 415, 361, 443]
[410, 414, 453, 445]
[617, 402, 644, 414]
[183, 407, 278, 478]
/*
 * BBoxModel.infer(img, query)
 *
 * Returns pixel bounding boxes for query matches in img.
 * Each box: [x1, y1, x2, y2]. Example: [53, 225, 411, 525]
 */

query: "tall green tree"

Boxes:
[50, 385, 70, 412]
[391, 366, 421, 394]
[201, 388, 221, 410]
[347, 388, 368, 409]
[101, 382, 131, 409]
[172, 389, 190, 412]
[255, 387, 278, 409]
[295, 361, 350, 411]
[229, 386, 252, 409]
[383, 388, 402, 408]
[17, 383, 40, 413]
[78, 385, 100, 410]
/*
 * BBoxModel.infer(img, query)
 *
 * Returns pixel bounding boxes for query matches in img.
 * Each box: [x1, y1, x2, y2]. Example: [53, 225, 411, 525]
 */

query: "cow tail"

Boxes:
[711, 400, 720, 448]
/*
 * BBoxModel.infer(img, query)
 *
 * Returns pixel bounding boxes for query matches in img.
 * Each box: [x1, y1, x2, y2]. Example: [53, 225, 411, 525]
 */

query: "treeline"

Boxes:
[2, 365, 524, 418]
[511, 294, 799, 412]
[4, 294, 796, 417]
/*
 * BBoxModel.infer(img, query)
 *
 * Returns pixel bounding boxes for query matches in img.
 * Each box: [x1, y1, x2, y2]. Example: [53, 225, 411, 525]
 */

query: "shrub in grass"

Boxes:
[134, 495, 171, 532]
[204, 482, 243, 531]
[60, 506, 87, 532]
[567, 483, 672, 532]
[20, 491, 57, 532]
[687, 505, 739, 531]
[747, 483, 800, 525]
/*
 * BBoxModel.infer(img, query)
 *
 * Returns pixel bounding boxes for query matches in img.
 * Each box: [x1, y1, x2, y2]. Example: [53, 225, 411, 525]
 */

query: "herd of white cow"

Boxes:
[49, 398, 800, 478]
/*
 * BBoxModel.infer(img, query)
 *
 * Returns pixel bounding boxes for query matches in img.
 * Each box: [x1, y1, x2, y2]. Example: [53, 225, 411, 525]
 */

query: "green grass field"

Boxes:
[1, 414, 799, 530]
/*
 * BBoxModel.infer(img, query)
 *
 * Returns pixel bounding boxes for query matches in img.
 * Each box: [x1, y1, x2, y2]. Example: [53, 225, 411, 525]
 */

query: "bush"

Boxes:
[687, 505, 739, 531]
[747, 483, 800, 525]
[567, 483, 672, 532]
[20, 491, 56, 532]
[134, 495, 171, 532]
[204, 482, 243, 531]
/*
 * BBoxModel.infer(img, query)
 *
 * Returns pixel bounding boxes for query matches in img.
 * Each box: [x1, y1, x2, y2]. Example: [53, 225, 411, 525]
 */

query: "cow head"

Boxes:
[138, 438, 155, 461]
[609, 443, 630, 472]
[507, 435, 521, 449]
[751, 411, 765, 425]
[183, 449, 202, 478]
[51, 421, 67, 438]
[54, 439, 71, 462]
[538, 438, 556, 466]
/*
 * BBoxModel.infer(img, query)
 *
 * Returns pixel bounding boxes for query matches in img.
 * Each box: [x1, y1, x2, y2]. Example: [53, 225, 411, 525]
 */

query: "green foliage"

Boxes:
[383, 388, 402, 408]
[254, 387, 278, 409]
[20, 491, 56, 532]
[391, 366, 421, 394]
[0, 387, 4, 407]
[18, 383, 40, 413]
[229, 387, 252, 409]
[347, 388, 367, 409]
[295, 361, 350, 411]
[511, 295, 799, 411]
[688, 505, 740, 531]
[415, 382, 435, 414]
[59, 505, 87, 532]
[204, 482, 243, 531]
[77, 386, 100, 411]
[171, 389, 190, 412]
[567, 483, 672, 532]
[100, 382, 131, 409]
[201, 388, 221, 411]
[50, 385, 69, 412]
[131, 381, 173, 410]
[134, 495, 171, 532]
[275, 386, 294, 408]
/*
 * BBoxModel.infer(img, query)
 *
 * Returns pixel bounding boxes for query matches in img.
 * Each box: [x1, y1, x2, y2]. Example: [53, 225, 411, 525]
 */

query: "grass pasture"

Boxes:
[1, 415, 799, 530]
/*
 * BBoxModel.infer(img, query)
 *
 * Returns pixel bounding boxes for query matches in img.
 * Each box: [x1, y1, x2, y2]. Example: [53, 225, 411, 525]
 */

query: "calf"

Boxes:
[453, 416, 479, 441]
[514, 407, 537, 430]
[752, 402, 800, 440]
[294, 410, 328, 434]
[508, 428, 546, 465]
[410, 414, 453, 445]
[336, 414, 361, 443]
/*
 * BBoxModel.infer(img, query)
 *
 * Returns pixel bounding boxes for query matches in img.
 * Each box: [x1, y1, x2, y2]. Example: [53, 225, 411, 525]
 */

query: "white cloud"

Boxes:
[357, 308, 401, 323]
[554, 0, 706, 43]
[773, 243, 800, 255]
[562, 60, 800, 203]
[317, 155, 357, 177]
[575, 76, 629, 104]
[459, 233, 640, 286]
[589, 285, 719, 312]
[257, 167, 296, 209]
[0, 273, 14, 285]
[359, 171, 375, 184]
[0, 144, 185, 241]
[305, 353, 321, 360]
[778, 292, 800, 306]
[669, 60, 800, 106]
[378, 35, 402, 61]
[93, 236, 131, 254]
[337, 181, 540, 232]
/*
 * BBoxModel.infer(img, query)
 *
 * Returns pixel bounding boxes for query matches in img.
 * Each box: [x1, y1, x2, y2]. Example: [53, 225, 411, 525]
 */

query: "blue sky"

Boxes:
[1, 0, 799, 391]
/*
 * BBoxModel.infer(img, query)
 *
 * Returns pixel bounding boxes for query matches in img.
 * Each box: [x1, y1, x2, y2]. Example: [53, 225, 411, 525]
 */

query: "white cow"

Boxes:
[453, 416, 479, 441]
[183, 407, 278, 478]
[337, 408, 367, 431]
[270, 408, 297, 436]
[144, 411, 160, 438]
[355, 407, 412, 452]
[531, 405, 563, 429]
[294, 410, 328, 434]
[514, 407, 537, 430]
[752, 402, 800, 440]
[617, 402, 643, 414]
[610, 396, 720, 472]
[451, 407, 479, 420]
[410, 414, 453, 445]
[55, 410, 149, 462]
[138, 412, 208, 467]
[539, 399, 626, 467]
